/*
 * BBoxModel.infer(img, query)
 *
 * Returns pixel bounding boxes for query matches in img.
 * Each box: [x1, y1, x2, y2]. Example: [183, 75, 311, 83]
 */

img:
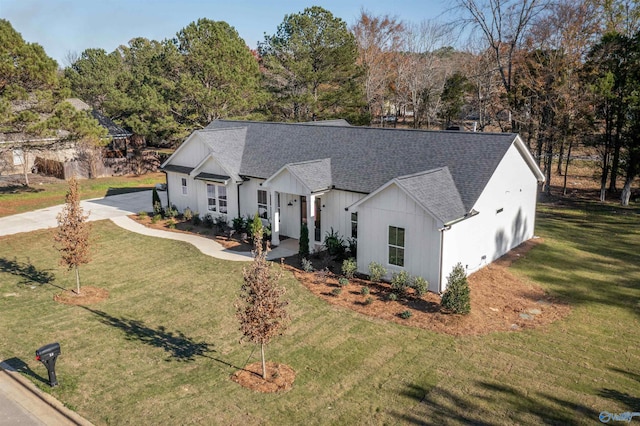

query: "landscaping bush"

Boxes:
[324, 228, 346, 259]
[204, 213, 215, 228]
[183, 207, 193, 222]
[192, 212, 201, 226]
[138, 210, 148, 218]
[391, 270, 410, 294]
[151, 214, 162, 224]
[411, 276, 428, 297]
[152, 187, 162, 215]
[347, 237, 357, 258]
[360, 286, 370, 295]
[399, 310, 413, 319]
[364, 296, 374, 305]
[164, 205, 178, 219]
[338, 277, 349, 287]
[299, 223, 310, 258]
[167, 219, 176, 229]
[368, 262, 386, 283]
[233, 216, 248, 233]
[301, 258, 314, 273]
[341, 258, 357, 279]
[215, 215, 228, 231]
[331, 288, 342, 296]
[387, 292, 398, 302]
[441, 263, 471, 314]
[314, 268, 328, 284]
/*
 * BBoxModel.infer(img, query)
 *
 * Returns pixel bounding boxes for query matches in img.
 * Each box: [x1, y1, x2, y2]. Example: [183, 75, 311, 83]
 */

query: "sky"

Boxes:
[0, 0, 455, 67]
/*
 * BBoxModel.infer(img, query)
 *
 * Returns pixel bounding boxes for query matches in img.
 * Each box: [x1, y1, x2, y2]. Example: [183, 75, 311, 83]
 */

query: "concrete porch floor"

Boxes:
[267, 237, 298, 260]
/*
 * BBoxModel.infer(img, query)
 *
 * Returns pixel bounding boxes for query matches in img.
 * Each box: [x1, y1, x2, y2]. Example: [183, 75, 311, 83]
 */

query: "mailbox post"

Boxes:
[35, 342, 60, 387]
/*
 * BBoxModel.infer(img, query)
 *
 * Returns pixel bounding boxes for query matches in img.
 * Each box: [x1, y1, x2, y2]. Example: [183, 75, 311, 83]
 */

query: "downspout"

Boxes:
[437, 225, 450, 294]
[236, 179, 244, 218]
[163, 170, 170, 209]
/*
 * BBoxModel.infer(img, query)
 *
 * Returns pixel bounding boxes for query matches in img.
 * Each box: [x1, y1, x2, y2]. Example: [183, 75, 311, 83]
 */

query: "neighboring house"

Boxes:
[161, 120, 544, 293]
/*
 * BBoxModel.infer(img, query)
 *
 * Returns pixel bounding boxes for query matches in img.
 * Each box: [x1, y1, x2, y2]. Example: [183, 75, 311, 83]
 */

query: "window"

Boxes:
[218, 185, 227, 214]
[181, 178, 188, 195]
[388, 226, 405, 267]
[351, 212, 358, 239]
[207, 184, 216, 211]
[12, 149, 23, 166]
[258, 189, 268, 219]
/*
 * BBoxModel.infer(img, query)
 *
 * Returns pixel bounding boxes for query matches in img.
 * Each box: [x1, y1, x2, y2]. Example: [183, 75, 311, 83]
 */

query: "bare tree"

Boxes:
[54, 176, 91, 294]
[352, 10, 404, 124]
[236, 216, 289, 380]
[453, 0, 551, 131]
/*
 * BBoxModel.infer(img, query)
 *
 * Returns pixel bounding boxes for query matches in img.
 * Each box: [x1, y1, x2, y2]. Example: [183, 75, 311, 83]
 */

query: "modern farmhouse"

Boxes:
[161, 120, 544, 292]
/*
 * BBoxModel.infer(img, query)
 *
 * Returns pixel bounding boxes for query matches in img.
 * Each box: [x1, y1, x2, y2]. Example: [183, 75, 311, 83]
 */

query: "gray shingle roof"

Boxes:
[286, 158, 332, 193]
[202, 120, 518, 212]
[394, 167, 466, 224]
[163, 164, 194, 174]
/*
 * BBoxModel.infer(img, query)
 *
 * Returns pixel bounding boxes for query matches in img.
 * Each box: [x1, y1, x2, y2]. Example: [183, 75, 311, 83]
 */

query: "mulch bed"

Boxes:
[53, 286, 109, 305]
[287, 239, 571, 336]
[231, 361, 296, 393]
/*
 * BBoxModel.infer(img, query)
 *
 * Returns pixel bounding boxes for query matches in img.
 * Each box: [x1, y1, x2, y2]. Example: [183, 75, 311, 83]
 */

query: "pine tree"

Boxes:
[54, 176, 91, 294]
[236, 223, 289, 379]
[441, 263, 471, 314]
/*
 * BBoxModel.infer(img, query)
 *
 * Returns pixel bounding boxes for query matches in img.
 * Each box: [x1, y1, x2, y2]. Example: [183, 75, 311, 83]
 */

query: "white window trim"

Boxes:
[181, 178, 188, 196]
[388, 225, 405, 267]
[207, 183, 228, 215]
[257, 189, 268, 219]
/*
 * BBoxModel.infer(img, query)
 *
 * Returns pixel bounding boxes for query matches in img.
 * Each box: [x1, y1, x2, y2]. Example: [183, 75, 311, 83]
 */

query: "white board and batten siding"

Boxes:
[439, 142, 540, 291]
[355, 184, 441, 293]
[320, 190, 365, 241]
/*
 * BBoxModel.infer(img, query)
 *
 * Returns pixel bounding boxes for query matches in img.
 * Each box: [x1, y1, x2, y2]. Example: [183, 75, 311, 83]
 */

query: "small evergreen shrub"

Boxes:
[233, 216, 247, 233]
[299, 223, 310, 258]
[164, 205, 178, 219]
[331, 288, 342, 297]
[411, 276, 428, 297]
[151, 214, 162, 224]
[368, 262, 386, 283]
[387, 292, 398, 302]
[391, 270, 410, 294]
[399, 310, 413, 319]
[204, 214, 215, 228]
[153, 201, 163, 216]
[338, 277, 349, 287]
[364, 296, 374, 305]
[441, 263, 471, 314]
[215, 215, 228, 231]
[342, 258, 357, 279]
[192, 212, 201, 226]
[301, 258, 314, 273]
[167, 218, 176, 229]
[183, 207, 193, 222]
[360, 286, 370, 295]
[152, 187, 162, 215]
[138, 210, 148, 218]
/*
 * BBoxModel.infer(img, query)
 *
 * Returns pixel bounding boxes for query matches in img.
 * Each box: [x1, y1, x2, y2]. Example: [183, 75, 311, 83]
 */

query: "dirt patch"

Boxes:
[53, 286, 109, 305]
[288, 239, 571, 336]
[231, 361, 296, 393]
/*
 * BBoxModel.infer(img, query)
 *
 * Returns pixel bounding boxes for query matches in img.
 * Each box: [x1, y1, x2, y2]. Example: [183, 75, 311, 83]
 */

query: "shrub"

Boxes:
[341, 258, 357, 279]
[152, 187, 162, 215]
[164, 205, 178, 219]
[364, 296, 374, 305]
[368, 262, 386, 283]
[331, 288, 342, 297]
[315, 268, 329, 284]
[399, 310, 413, 319]
[360, 286, 370, 295]
[391, 270, 410, 294]
[299, 223, 310, 258]
[301, 258, 314, 273]
[137, 210, 148, 218]
[441, 263, 471, 314]
[151, 214, 162, 224]
[192, 212, 201, 226]
[387, 292, 398, 302]
[215, 215, 228, 231]
[338, 277, 349, 287]
[347, 237, 357, 258]
[233, 216, 248, 233]
[167, 219, 176, 229]
[183, 207, 193, 222]
[324, 228, 346, 259]
[204, 214, 215, 228]
[411, 276, 428, 297]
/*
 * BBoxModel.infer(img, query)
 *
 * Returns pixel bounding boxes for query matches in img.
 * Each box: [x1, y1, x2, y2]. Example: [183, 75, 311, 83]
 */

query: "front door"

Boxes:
[314, 197, 322, 242]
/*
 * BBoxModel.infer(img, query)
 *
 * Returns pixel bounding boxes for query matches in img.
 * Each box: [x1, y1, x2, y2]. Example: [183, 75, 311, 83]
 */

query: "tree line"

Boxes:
[2, 1, 640, 204]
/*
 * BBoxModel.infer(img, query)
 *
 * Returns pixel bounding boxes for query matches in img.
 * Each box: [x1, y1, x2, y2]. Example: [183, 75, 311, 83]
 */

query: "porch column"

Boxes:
[270, 189, 280, 246]
[307, 193, 315, 253]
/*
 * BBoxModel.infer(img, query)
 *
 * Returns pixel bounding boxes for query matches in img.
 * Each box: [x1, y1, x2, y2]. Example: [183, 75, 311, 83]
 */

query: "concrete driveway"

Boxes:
[0, 190, 166, 237]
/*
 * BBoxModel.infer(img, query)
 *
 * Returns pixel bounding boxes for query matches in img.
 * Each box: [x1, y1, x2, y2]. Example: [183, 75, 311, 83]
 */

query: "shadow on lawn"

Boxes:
[0, 257, 61, 288]
[391, 381, 600, 425]
[81, 307, 213, 362]
[1, 357, 49, 385]
[598, 367, 640, 411]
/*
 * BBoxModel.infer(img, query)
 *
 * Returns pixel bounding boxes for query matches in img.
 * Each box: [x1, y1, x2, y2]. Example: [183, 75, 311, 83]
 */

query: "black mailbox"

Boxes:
[35, 342, 60, 387]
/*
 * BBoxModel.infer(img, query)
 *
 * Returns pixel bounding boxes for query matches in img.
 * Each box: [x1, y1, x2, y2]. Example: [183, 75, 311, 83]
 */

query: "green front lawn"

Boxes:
[0, 173, 165, 217]
[0, 200, 638, 425]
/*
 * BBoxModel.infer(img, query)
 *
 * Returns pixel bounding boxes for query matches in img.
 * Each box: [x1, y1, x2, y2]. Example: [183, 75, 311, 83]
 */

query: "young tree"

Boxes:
[236, 219, 289, 380]
[54, 176, 91, 294]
